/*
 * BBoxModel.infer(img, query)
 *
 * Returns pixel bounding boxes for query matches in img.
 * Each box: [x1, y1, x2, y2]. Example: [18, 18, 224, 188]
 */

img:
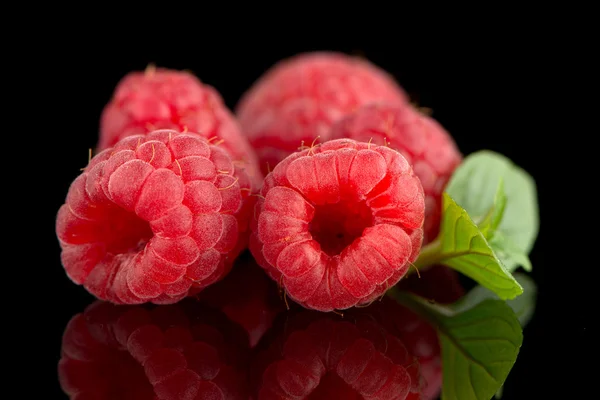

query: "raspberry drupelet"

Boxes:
[99, 67, 262, 186]
[236, 52, 408, 175]
[56, 129, 253, 304]
[249, 138, 425, 312]
[331, 104, 462, 243]
[58, 300, 250, 399]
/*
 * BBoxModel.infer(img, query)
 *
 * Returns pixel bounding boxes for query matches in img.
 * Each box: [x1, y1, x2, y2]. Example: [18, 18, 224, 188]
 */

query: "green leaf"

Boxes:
[488, 232, 532, 273]
[474, 180, 531, 273]
[388, 291, 523, 400]
[445, 150, 539, 260]
[415, 193, 523, 300]
[478, 179, 507, 237]
[453, 273, 537, 326]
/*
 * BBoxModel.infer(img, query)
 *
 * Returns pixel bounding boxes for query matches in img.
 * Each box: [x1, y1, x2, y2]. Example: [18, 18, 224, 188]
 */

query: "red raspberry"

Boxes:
[197, 254, 285, 347]
[58, 300, 249, 399]
[56, 129, 253, 304]
[236, 52, 408, 175]
[249, 138, 425, 311]
[99, 67, 262, 186]
[250, 310, 424, 400]
[331, 104, 462, 243]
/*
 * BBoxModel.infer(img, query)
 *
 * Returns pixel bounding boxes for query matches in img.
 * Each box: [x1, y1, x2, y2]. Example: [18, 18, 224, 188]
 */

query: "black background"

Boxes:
[35, 32, 581, 399]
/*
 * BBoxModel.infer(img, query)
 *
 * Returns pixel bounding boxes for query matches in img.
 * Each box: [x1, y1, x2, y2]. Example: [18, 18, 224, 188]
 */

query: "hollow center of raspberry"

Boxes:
[309, 200, 373, 256]
[104, 207, 153, 255]
[308, 372, 361, 399]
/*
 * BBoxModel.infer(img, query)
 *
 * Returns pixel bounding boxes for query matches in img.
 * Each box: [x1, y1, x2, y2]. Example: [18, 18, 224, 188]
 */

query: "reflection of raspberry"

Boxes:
[56, 130, 252, 304]
[398, 264, 465, 305]
[236, 52, 408, 175]
[250, 310, 423, 400]
[99, 67, 262, 185]
[58, 300, 250, 399]
[197, 253, 285, 347]
[249, 139, 425, 311]
[393, 266, 465, 399]
[361, 298, 444, 400]
[331, 104, 462, 243]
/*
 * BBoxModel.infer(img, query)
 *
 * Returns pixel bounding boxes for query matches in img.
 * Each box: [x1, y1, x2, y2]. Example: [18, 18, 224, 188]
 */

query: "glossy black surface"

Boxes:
[37, 35, 576, 398]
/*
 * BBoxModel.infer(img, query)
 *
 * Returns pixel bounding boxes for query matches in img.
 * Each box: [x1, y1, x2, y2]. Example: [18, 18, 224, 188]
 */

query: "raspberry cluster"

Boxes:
[56, 51, 471, 399]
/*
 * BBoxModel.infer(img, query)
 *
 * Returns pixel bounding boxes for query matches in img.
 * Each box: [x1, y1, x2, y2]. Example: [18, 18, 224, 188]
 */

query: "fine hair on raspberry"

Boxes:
[56, 129, 253, 305]
[250, 138, 425, 311]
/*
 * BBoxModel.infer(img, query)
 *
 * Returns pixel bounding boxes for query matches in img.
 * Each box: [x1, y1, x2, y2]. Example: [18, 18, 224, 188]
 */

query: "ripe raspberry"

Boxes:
[250, 310, 424, 399]
[58, 299, 249, 399]
[99, 67, 262, 185]
[249, 138, 425, 311]
[56, 129, 253, 304]
[236, 52, 408, 175]
[197, 253, 285, 347]
[331, 104, 462, 243]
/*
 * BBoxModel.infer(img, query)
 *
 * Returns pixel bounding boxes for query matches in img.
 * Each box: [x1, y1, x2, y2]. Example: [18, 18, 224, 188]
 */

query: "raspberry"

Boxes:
[236, 52, 408, 175]
[250, 310, 424, 399]
[197, 253, 285, 347]
[56, 129, 253, 304]
[58, 299, 249, 399]
[249, 138, 425, 311]
[99, 67, 262, 186]
[331, 104, 462, 243]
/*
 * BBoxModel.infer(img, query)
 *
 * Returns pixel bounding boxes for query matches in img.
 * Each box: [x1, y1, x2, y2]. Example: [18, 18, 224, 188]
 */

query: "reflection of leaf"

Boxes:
[432, 193, 523, 300]
[495, 386, 504, 399]
[449, 273, 537, 399]
[446, 150, 539, 259]
[388, 291, 523, 400]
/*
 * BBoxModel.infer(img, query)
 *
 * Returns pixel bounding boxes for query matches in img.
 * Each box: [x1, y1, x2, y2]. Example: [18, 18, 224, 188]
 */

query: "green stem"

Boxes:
[411, 237, 443, 273]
